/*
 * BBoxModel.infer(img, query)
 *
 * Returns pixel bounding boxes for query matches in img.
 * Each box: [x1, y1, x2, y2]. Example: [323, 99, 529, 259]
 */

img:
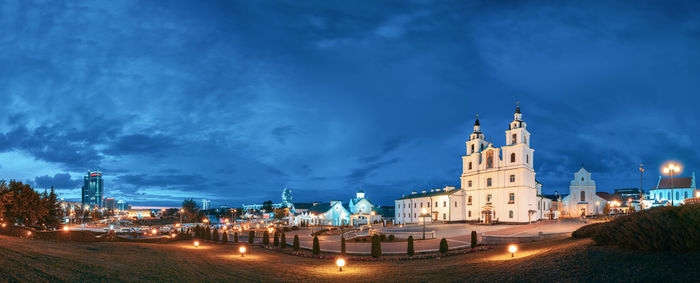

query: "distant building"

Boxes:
[296, 200, 351, 226]
[116, 200, 128, 211]
[103, 198, 116, 211]
[395, 186, 463, 224]
[561, 168, 606, 217]
[649, 172, 697, 206]
[348, 190, 381, 225]
[82, 170, 104, 207]
[201, 199, 210, 210]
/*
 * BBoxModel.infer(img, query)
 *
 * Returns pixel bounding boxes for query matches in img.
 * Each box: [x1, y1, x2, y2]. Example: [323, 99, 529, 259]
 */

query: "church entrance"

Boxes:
[579, 207, 586, 217]
[481, 210, 493, 224]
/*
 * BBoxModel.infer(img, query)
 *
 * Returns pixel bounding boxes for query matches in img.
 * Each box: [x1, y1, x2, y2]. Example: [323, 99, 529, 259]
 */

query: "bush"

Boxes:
[313, 236, 320, 255]
[291, 226, 299, 231]
[341, 237, 346, 255]
[263, 231, 270, 245]
[293, 235, 300, 251]
[471, 230, 477, 248]
[407, 236, 414, 257]
[388, 234, 395, 241]
[439, 238, 448, 253]
[221, 231, 228, 243]
[371, 234, 382, 258]
[572, 222, 604, 238]
[212, 228, 219, 242]
[205, 227, 211, 241]
[273, 232, 280, 247]
[283, 227, 290, 232]
[590, 204, 700, 251]
[234, 232, 239, 243]
[248, 231, 255, 244]
[379, 234, 386, 241]
[280, 233, 286, 249]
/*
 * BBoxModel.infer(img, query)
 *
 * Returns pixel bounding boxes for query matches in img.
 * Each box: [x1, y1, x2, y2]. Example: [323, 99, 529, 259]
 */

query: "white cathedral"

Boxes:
[395, 106, 552, 224]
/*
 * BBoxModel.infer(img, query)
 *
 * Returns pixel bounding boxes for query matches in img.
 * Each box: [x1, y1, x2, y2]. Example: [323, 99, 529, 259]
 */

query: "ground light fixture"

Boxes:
[1, 223, 6, 228]
[152, 228, 158, 235]
[63, 226, 69, 231]
[239, 246, 246, 257]
[27, 231, 32, 236]
[336, 258, 346, 272]
[508, 244, 517, 257]
[194, 241, 200, 248]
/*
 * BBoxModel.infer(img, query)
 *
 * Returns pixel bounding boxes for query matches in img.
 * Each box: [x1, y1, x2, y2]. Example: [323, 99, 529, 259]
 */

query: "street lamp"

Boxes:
[179, 209, 184, 226]
[663, 163, 681, 206]
[336, 258, 346, 272]
[194, 241, 199, 248]
[239, 246, 246, 257]
[421, 208, 428, 240]
[508, 244, 517, 257]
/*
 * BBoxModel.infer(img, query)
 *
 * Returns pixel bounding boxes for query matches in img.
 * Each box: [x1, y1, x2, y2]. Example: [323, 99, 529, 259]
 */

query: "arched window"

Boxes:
[471, 144, 474, 153]
[667, 192, 670, 199]
[511, 134, 517, 144]
[580, 191, 586, 202]
[526, 154, 529, 164]
[487, 178, 492, 187]
[469, 162, 472, 170]
[486, 151, 494, 168]
[510, 153, 516, 163]
[487, 194, 492, 203]
[524, 136, 527, 144]
[509, 210, 513, 218]
[468, 180, 472, 187]
[685, 191, 689, 199]
[676, 192, 679, 200]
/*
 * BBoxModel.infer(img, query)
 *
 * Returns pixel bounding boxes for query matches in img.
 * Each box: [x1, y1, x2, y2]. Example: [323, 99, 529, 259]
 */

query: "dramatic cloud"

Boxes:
[0, 0, 699, 207]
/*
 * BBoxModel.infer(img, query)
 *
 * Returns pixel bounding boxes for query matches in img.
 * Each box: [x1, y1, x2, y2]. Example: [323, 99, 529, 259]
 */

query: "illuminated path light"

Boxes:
[239, 246, 246, 257]
[508, 244, 518, 257]
[194, 241, 200, 248]
[336, 258, 345, 272]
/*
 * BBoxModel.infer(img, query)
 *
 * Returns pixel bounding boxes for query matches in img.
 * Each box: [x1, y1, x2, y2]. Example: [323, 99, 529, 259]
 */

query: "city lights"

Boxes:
[508, 244, 518, 257]
[336, 258, 346, 271]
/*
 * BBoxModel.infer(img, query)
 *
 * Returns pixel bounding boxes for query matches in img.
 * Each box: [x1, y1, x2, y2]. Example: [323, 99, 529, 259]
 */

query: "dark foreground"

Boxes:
[0, 234, 698, 282]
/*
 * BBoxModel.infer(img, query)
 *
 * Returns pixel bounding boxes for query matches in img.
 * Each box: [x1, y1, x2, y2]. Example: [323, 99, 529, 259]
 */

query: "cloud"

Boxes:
[33, 173, 82, 190]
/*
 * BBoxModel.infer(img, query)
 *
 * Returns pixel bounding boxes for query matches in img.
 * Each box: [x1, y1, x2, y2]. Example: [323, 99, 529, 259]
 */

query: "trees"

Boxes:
[205, 227, 211, 241]
[273, 208, 287, 221]
[248, 231, 255, 244]
[341, 236, 346, 255]
[439, 238, 448, 253]
[234, 232, 239, 243]
[371, 234, 382, 258]
[407, 236, 414, 256]
[263, 230, 270, 245]
[280, 233, 286, 249]
[221, 231, 228, 243]
[603, 203, 611, 215]
[212, 228, 219, 242]
[471, 231, 477, 248]
[273, 232, 280, 247]
[312, 236, 320, 255]
[293, 235, 300, 251]
[181, 199, 198, 223]
[0, 180, 64, 229]
[261, 200, 274, 213]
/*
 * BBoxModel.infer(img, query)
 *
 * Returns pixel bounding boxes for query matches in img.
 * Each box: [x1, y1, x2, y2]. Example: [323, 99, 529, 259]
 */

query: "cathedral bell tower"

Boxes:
[466, 115, 487, 156]
[504, 103, 534, 168]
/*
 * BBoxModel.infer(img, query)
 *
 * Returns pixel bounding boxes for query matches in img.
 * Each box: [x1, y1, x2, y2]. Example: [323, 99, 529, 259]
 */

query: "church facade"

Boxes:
[561, 168, 607, 217]
[395, 106, 550, 224]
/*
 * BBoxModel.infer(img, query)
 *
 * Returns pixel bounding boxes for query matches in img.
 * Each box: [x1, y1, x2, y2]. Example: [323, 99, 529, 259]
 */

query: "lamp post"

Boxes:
[508, 244, 517, 257]
[663, 163, 681, 206]
[239, 246, 246, 257]
[639, 164, 645, 209]
[336, 258, 345, 272]
[310, 213, 315, 236]
[421, 208, 428, 240]
[179, 209, 184, 227]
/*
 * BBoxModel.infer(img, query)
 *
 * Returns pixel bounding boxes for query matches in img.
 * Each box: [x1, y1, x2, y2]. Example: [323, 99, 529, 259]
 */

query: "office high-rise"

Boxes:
[82, 170, 104, 207]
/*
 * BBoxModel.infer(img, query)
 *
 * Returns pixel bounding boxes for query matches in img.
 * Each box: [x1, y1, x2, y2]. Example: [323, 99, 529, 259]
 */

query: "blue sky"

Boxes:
[1, 0, 699, 207]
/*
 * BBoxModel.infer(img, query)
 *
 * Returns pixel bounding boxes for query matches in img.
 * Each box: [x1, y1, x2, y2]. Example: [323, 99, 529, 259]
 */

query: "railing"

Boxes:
[342, 230, 359, 240]
[369, 229, 435, 240]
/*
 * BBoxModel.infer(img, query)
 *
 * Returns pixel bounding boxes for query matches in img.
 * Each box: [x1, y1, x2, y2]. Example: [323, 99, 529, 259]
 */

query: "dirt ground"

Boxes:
[1, 234, 698, 282]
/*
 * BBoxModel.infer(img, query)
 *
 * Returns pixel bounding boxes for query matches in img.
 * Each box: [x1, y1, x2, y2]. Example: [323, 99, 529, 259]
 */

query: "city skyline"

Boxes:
[1, 1, 700, 207]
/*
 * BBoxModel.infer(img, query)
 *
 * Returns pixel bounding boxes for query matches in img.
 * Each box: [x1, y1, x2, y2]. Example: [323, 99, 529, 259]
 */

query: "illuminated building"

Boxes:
[82, 170, 104, 207]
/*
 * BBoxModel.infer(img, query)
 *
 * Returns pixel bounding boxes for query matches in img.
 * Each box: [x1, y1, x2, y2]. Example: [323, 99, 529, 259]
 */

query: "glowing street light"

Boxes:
[152, 228, 158, 235]
[171, 233, 177, 238]
[336, 258, 346, 272]
[27, 231, 32, 236]
[63, 226, 69, 231]
[1, 223, 6, 228]
[663, 163, 681, 206]
[239, 246, 246, 257]
[508, 244, 517, 257]
[194, 241, 200, 248]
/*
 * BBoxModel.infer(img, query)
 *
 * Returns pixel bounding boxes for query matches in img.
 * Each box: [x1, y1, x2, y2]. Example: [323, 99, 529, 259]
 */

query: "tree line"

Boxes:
[0, 180, 64, 229]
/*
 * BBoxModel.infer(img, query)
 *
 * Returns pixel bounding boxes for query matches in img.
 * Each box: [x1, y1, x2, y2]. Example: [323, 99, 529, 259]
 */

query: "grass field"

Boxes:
[1, 234, 699, 282]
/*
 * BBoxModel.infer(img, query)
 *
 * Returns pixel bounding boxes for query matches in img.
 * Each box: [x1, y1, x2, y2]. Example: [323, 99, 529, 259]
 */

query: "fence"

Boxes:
[369, 229, 435, 240]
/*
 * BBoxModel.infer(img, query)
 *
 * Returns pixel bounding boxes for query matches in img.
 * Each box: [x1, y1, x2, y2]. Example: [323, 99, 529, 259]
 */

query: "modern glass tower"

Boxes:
[82, 170, 104, 207]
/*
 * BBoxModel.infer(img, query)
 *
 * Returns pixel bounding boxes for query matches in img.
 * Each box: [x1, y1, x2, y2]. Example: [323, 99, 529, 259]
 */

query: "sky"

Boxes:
[1, 0, 699, 207]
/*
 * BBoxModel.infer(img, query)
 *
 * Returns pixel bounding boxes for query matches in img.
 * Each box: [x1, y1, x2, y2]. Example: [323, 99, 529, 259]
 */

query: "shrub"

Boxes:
[280, 233, 286, 249]
[221, 231, 228, 243]
[439, 238, 448, 253]
[263, 231, 270, 245]
[212, 228, 219, 242]
[471, 230, 477, 248]
[313, 236, 320, 255]
[362, 237, 368, 242]
[407, 236, 414, 257]
[379, 234, 386, 241]
[283, 227, 290, 232]
[388, 234, 395, 241]
[291, 226, 299, 231]
[274, 232, 280, 247]
[205, 227, 211, 241]
[248, 231, 255, 244]
[572, 223, 604, 238]
[341, 237, 346, 255]
[234, 232, 239, 243]
[293, 235, 300, 251]
[354, 238, 361, 242]
[371, 234, 382, 258]
[591, 204, 700, 251]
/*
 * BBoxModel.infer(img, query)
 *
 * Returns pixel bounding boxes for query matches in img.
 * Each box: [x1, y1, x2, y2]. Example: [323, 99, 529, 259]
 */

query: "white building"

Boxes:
[561, 168, 606, 217]
[395, 106, 551, 224]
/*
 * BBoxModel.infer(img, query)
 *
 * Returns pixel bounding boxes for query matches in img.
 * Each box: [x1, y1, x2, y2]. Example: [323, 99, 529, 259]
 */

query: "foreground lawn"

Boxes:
[0, 235, 698, 282]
